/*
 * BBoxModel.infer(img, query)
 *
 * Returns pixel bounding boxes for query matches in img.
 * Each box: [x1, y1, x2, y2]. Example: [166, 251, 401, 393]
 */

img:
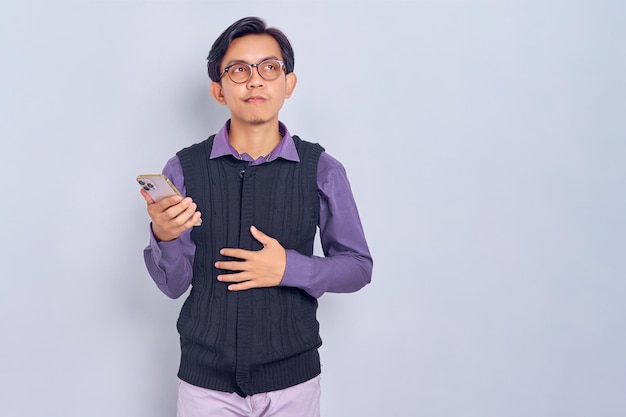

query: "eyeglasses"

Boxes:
[219, 59, 285, 84]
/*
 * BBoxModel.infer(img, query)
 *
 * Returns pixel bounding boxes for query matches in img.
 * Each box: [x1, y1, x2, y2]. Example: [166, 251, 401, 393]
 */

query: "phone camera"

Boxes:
[139, 178, 157, 192]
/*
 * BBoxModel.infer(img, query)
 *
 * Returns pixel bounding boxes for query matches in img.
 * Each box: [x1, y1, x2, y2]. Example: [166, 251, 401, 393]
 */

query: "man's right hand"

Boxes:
[140, 189, 202, 242]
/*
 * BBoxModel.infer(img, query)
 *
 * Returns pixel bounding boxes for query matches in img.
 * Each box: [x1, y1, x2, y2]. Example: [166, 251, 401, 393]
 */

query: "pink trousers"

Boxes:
[176, 376, 321, 417]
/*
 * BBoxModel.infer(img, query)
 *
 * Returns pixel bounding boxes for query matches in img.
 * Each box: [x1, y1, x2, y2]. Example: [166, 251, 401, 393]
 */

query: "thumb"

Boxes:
[140, 188, 156, 204]
[250, 225, 272, 246]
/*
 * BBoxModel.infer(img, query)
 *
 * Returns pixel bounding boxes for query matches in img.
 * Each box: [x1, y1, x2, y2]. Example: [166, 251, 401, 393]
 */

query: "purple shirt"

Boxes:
[143, 121, 372, 298]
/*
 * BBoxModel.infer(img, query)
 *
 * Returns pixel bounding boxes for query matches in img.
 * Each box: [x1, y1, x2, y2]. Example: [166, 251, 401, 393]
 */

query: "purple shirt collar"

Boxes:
[209, 120, 300, 165]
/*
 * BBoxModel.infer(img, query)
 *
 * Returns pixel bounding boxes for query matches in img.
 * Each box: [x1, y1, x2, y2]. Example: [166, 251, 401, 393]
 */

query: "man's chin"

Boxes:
[249, 118, 271, 126]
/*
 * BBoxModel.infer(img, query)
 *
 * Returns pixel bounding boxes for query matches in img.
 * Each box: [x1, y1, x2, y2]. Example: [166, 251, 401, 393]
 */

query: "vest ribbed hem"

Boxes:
[178, 346, 321, 397]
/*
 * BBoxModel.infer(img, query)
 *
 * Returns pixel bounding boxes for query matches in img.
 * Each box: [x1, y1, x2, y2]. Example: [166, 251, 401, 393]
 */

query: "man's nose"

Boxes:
[247, 65, 265, 88]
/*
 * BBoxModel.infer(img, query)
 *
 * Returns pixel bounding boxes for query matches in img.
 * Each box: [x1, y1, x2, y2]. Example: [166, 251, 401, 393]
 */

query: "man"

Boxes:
[141, 16, 372, 417]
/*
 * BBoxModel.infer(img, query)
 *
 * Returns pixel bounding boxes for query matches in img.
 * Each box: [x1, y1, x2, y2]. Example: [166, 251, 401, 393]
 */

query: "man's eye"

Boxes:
[232, 65, 248, 73]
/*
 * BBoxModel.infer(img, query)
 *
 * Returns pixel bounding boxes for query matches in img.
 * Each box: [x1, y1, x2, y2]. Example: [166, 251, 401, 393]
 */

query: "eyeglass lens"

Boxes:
[226, 60, 283, 83]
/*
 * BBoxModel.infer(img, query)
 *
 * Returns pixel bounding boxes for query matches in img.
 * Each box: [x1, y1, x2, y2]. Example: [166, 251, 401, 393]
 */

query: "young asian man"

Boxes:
[141, 16, 373, 417]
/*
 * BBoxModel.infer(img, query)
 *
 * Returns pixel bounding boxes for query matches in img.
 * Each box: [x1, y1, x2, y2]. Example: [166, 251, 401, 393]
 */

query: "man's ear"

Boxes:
[210, 81, 227, 105]
[285, 72, 297, 99]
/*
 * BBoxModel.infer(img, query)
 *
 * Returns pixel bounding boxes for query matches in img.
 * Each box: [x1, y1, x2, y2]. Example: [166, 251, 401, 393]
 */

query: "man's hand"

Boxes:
[215, 226, 287, 291]
[140, 188, 202, 242]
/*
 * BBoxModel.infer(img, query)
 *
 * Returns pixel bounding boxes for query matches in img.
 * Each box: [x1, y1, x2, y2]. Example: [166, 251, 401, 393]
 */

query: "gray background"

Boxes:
[1, 1, 625, 416]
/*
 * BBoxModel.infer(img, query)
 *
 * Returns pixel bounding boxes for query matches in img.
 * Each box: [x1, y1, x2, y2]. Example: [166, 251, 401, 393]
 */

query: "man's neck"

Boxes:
[228, 120, 282, 160]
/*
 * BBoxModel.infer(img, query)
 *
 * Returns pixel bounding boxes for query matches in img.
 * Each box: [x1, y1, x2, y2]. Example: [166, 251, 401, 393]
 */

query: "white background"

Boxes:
[1, 1, 625, 416]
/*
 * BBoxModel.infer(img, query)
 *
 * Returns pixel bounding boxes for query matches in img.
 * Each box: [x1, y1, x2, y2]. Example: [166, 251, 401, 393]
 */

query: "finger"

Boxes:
[226, 281, 255, 292]
[215, 260, 246, 272]
[163, 198, 195, 223]
[217, 271, 248, 283]
[147, 196, 185, 220]
[155, 195, 185, 211]
[176, 210, 202, 230]
[250, 225, 272, 246]
[140, 188, 156, 204]
[219, 248, 252, 260]
[190, 211, 202, 226]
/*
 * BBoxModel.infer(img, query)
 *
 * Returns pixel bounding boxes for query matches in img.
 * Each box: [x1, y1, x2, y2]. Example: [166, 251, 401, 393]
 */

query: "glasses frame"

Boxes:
[219, 60, 286, 84]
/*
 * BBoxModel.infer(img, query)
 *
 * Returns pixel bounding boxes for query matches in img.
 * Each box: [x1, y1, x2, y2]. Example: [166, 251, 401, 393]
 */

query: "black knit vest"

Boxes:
[175, 135, 325, 396]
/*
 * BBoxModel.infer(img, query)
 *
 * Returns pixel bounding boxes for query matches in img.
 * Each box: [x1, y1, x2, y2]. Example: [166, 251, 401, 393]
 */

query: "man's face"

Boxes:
[210, 34, 296, 127]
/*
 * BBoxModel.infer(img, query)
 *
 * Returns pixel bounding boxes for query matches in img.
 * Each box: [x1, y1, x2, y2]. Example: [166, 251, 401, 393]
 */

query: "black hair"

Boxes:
[207, 16, 295, 82]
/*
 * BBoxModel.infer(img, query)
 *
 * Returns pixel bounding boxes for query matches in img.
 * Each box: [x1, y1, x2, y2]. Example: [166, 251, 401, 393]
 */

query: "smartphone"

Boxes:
[136, 174, 182, 202]
[136, 174, 202, 226]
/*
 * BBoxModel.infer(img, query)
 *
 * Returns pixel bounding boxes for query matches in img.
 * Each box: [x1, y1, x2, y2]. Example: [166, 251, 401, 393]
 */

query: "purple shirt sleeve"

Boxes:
[142, 156, 194, 299]
[143, 152, 373, 299]
[281, 152, 373, 297]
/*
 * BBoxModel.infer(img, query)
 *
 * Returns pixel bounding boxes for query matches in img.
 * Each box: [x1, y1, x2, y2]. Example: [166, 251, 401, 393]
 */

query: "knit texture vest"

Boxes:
[176, 135, 325, 396]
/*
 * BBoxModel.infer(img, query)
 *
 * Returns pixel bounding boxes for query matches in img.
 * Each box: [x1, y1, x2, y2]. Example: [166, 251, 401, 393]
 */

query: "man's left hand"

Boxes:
[215, 226, 287, 291]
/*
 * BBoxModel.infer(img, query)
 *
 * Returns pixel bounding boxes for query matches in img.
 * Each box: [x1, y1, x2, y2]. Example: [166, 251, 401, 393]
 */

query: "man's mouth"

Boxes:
[245, 96, 267, 103]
